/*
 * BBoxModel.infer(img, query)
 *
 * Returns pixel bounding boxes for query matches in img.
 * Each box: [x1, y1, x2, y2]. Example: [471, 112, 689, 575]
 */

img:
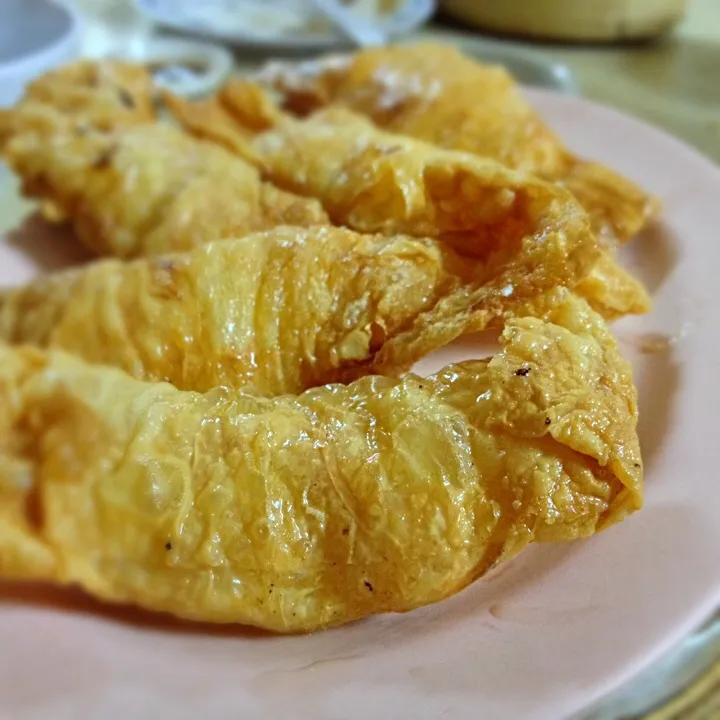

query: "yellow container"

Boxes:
[441, 0, 689, 42]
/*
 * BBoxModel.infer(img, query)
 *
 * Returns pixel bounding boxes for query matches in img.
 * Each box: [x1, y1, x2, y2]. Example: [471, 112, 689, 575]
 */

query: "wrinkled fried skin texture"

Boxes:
[167, 87, 649, 322]
[0, 119, 328, 258]
[168, 94, 589, 259]
[575, 249, 651, 320]
[0, 227, 484, 394]
[558, 160, 658, 245]
[159, 90, 262, 165]
[0, 222, 608, 393]
[168, 92, 606, 313]
[0, 295, 642, 632]
[0, 60, 155, 147]
[159, 82, 283, 164]
[254, 43, 659, 244]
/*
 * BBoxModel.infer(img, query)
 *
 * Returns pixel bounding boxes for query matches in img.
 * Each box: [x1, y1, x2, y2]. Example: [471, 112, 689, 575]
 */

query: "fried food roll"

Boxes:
[166, 89, 648, 319]
[0, 223, 591, 395]
[166, 95, 591, 260]
[0, 60, 155, 145]
[0, 294, 642, 633]
[0, 119, 328, 258]
[253, 43, 659, 243]
[161, 85, 279, 164]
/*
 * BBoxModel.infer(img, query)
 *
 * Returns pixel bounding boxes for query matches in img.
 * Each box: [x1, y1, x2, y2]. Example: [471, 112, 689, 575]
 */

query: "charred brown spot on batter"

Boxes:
[364, 580, 374, 592]
[92, 146, 117, 170]
[165, 542, 172, 551]
[368, 322, 387, 353]
[118, 88, 136, 109]
[25, 484, 43, 532]
[515, 367, 530, 376]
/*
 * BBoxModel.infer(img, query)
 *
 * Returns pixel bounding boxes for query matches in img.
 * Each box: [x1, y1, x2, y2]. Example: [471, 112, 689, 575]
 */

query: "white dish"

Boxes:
[0, 90, 719, 719]
[133, 0, 435, 51]
[115, 37, 234, 98]
[0, 0, 82, 108]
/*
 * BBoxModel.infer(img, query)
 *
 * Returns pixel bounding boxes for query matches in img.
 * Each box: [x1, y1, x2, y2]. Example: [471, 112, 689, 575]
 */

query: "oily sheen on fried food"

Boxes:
[165, 84, 650, 321]
[255, 42, 659, 244]
[0, 295, 642, 632]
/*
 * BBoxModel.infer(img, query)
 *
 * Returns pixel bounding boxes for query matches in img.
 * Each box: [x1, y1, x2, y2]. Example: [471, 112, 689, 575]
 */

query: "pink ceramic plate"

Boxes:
[1, 90, 719, 720]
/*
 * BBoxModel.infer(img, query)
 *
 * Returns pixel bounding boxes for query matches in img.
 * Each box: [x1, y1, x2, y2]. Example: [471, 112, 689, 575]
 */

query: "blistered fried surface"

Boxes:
[201, 95, 584, 253]
[0, 227, 479, 394]
[1, 120, 328, 258]
[256, 43, 659, 243]
[254, 108, 595, 257]
[575, 249, 652, 320]
[0, 60, 154, 147]
[257, 46, 562, 174]
[159, 90, 261, 163]
[559, 160, 660, 244]
[169, 82, 650, 324]
[0, 295, 642, 632]
[176, 92, 599, 305]
[161, 82, 284, 157]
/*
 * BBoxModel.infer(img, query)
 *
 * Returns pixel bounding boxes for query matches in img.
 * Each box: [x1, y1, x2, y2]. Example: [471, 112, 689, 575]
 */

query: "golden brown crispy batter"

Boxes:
[1, 119, 328, 258]
[167, 92, 599, 298]
[0, 60, 154, 146]
[575, 249, 651, 321]
[168, 96, 577, 253]
[220, 79, 286, 131]
[159, 90, 260, 163]
[559, 159, 659, 245]
[173, 81, 649, 321]
[0, 227, 469, 394]
[0, 222, 602, 394]
[167, 91, 649, 321]
[254, 43, 659, 243]
[159, 83, 289, 165]
[249, 107, 576, 255]
[0, 294, 642, 632]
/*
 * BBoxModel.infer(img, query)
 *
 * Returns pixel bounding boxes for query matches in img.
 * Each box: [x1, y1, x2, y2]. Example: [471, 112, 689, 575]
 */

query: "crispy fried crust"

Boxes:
[1, 119, 328, 258]
[575, 249, 651, 320]
[0, 294, 642, 632]
[0, 60, 155, 147]
[253, 44, 659, 244]
[166, 84, 650, 322]
[159, 90, 260, 164]
[0, 227, 470, 394]
[0, 221, 612, 394]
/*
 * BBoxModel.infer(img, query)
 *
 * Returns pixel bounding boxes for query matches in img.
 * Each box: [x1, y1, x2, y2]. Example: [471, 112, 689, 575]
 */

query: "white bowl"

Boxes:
[134, 0, 436, 52]
[0, 0, 82, 107]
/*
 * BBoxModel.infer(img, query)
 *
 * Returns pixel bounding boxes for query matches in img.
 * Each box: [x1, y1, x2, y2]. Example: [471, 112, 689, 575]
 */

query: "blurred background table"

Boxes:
[429, 0, 719, 163]
[73, 0, 719, 163]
